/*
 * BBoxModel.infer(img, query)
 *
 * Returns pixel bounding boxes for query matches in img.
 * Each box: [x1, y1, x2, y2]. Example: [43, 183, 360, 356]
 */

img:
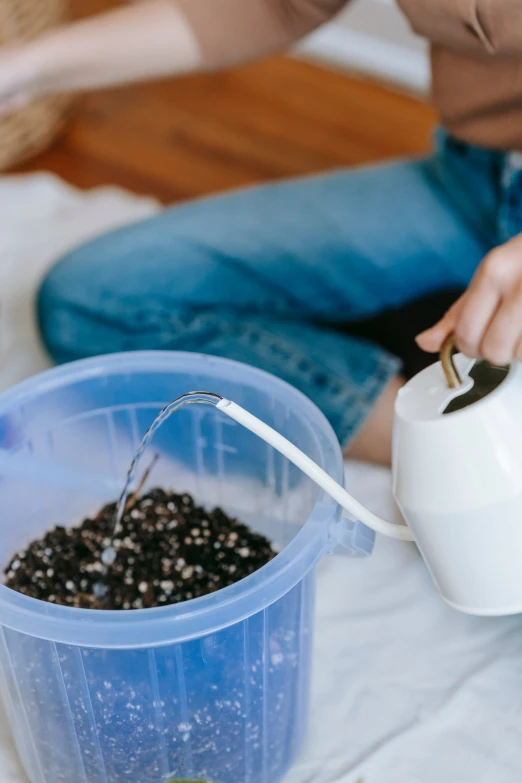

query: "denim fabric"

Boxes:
[38, 129, 516, 447]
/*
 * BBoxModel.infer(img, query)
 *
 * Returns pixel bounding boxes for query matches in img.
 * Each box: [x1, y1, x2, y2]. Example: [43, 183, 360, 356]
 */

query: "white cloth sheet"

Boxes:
[0, 173, 157, 392]
[1, 173, 522, 783]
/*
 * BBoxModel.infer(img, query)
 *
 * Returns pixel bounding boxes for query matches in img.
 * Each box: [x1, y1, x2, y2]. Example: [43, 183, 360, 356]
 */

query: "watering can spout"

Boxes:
[215, 336, 470, 545]
[216, 399, 414, 542]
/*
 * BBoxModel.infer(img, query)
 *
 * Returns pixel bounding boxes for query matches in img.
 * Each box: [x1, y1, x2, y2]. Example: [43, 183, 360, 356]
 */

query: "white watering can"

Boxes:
[216, 335, 522, 617]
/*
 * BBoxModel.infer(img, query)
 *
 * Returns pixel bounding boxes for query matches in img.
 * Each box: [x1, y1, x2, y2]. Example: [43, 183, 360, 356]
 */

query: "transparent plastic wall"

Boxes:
[0, 353, 346, 783]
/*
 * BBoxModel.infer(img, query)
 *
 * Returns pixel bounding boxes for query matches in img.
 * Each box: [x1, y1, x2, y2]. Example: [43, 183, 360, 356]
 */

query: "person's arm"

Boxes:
[0, 0, 346, 114]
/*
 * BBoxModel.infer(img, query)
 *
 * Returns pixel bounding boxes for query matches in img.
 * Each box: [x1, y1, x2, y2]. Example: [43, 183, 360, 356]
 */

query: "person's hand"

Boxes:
[416, 233, 522, 366]
[0, 44, 41, 116]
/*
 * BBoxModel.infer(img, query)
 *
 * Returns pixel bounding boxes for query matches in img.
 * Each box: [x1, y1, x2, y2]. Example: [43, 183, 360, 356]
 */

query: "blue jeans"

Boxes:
[38, 129, 518, 447]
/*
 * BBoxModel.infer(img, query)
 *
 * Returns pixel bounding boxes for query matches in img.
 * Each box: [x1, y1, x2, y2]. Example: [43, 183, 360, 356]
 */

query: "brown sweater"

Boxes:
[178, 0, 522, 151]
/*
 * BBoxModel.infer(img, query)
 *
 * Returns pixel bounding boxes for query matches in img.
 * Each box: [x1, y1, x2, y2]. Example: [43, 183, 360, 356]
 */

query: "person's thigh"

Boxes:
[38, 154, 490, 360]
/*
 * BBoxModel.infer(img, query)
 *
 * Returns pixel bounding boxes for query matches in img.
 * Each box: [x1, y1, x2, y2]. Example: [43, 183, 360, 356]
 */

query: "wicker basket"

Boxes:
[0, 0, 72, 171]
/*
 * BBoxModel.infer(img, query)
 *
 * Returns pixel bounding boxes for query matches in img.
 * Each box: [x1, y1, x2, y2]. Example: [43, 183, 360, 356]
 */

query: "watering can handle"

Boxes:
[440, 334, 463, 389]
[216, 399, 414, 542]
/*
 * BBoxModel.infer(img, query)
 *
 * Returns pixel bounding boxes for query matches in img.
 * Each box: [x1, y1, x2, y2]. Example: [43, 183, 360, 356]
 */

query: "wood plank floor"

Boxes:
[15, 10, 436, 203]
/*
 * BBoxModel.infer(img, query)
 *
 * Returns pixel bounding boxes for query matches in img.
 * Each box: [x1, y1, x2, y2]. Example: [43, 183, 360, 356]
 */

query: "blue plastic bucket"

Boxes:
[0, 352, 369, 783]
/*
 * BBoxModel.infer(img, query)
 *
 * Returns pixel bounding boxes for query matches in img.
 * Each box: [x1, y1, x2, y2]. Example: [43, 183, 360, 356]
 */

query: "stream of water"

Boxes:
[100, 391, 224, 568]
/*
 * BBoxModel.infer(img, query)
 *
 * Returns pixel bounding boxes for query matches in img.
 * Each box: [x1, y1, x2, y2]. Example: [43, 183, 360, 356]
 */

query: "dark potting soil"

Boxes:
[4, 488, 276, 609]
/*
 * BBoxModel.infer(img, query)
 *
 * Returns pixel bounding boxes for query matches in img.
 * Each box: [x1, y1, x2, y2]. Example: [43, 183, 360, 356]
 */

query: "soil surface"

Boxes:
[4, 488, 276, 610]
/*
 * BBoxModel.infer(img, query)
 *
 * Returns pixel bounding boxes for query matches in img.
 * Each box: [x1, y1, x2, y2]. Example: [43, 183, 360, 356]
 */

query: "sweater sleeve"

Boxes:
[177, 0, 348, 69]
[397, 0, 522, 56]
[475, 0, 522, 53]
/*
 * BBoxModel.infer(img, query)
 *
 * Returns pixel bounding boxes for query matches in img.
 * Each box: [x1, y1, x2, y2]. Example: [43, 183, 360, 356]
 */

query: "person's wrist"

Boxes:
[0, 39, 50, 115]
[23, 32, 68, 98]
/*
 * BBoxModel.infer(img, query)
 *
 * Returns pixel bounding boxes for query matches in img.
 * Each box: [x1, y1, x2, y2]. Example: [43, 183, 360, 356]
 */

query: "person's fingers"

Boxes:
[418, 239, 522, 362]
[515, 333, 522, 364]
[415, 296, 463, 353]
[452, 277, 501, 358]
[480, 284, 522, 365]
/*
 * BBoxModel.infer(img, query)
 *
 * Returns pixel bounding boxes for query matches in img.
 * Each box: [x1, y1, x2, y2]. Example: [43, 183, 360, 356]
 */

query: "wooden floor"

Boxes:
[15, 24, 436, 204]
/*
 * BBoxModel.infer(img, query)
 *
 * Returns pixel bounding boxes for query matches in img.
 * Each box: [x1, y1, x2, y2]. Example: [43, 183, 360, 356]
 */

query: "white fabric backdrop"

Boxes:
[1, 174, 522, 783]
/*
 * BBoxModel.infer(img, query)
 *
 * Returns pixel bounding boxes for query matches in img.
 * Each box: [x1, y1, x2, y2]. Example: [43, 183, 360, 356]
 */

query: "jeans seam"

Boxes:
[225, 319, 401, 449]
[227, 319, 385, 393]
[46, 300, 401, 446]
